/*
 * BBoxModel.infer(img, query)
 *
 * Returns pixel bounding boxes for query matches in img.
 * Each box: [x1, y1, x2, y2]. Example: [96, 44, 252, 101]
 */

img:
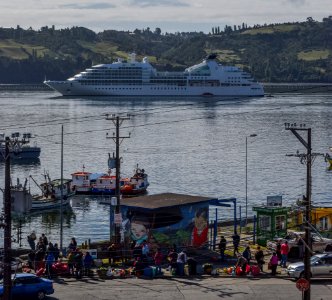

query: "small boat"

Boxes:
[121, 166, 149, 196]
[31, 196, 70, 211]
[0, 132, 40, 161]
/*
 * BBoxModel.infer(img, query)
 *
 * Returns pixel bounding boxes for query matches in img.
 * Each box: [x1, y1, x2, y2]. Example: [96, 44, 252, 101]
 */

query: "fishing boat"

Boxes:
[121, 167, 149, 196]
[31, 196, 70, 211]
[11, 177, 71, 212]
[0, 132, 40, 160]
[71, 170, 107, 194]
[91, 174, 116, 195]
[44, 53, 264, 97]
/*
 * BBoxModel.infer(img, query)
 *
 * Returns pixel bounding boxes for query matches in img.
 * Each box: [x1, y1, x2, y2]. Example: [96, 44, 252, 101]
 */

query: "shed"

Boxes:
[111, 193, 218, 250]
[253, 206, 290, 246]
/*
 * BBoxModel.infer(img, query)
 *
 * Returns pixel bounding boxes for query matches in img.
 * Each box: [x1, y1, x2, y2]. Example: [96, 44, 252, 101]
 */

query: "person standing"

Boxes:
[41, 234, 48, 248]
[83, 251, 93, 276]
[167, 248, 178, 273]
[269, 252, 279, 276]
[276, 241, 282, 263]
[232, 231, 240, 256]
[280, 241, 289, 268]
[176, 250, 187, 276]
[27, 232, 36, 251]
[154, 248, 163, 275]
[218, 236, 227, 261]
[141, 240, 150, 261]
[297, 236, 304, 259]
[255, 246, 264, 272]
[53, 243, 60, 261]
[242, 246, 251, 265]
[68, 237, 77, 251]
[45, 252, 55, 279]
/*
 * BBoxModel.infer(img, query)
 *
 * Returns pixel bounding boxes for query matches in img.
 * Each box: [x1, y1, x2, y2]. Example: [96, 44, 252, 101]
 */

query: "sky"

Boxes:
[1, 0, 331, 33]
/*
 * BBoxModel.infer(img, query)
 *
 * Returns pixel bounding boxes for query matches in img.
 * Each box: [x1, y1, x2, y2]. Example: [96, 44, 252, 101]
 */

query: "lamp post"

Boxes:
[245, 134, 257, 226]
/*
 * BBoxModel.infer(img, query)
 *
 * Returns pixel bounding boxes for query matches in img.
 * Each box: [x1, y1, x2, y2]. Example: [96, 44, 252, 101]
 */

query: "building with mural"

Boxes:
[110, 193, 218, 252]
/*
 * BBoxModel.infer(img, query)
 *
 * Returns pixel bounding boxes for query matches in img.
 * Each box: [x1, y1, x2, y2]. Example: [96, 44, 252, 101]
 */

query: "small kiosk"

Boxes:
[253, 204, 289, 246]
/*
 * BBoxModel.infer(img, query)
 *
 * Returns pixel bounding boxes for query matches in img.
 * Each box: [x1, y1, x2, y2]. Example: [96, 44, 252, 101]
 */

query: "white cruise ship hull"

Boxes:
[44, 80, 264, 97]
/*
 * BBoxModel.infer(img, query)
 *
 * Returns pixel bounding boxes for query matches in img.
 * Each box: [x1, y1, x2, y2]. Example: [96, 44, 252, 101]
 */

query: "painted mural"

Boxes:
[111, 203, 209, 250]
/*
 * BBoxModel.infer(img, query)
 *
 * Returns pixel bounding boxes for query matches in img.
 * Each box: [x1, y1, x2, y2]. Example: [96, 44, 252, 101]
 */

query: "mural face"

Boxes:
[111, 203, 209, 250]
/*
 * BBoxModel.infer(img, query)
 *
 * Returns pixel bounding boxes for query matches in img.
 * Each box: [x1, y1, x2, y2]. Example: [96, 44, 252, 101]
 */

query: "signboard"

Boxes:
[114, 213, 122, 225]
[267, 195, 282, 207]
[296, 278, 310, 292]
[111, 197, 117, 206]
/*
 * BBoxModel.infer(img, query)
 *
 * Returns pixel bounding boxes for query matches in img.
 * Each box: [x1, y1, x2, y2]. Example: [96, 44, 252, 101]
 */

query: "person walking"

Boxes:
[255, 246, 265, 272]
[218, 236, 227, 261]
[232, 231, 240, 256]
[269, 252, 279, 276]
[280, 241, 289, 268]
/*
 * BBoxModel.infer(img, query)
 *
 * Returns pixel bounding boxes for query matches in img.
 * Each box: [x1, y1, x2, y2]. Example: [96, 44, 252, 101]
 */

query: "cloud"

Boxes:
[128, 0, 190, 7]
[59, 2, 116, 9]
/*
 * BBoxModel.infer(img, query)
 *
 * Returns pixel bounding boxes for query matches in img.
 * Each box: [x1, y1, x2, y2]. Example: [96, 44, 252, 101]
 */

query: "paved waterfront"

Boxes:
[49, 276, 332, 300]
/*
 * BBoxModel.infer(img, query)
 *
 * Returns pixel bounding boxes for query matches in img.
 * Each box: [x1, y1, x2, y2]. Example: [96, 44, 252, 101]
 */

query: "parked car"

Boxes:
[267, 231, 332, 257]
[0, 273, 54, 300]
[287, 252, 332, 279]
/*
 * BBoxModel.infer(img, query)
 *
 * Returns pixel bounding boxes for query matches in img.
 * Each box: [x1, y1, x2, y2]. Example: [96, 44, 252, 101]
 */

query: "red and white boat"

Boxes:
[121, 167, 149, 196]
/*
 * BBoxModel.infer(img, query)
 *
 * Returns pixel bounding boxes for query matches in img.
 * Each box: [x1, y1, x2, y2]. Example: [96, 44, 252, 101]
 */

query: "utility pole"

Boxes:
[60, 125, 64, 252]
[106, 114, 130, 245]
[285, 123, 323, 300]
[245, 133, 257, 226]
[4, 137, 12, 300]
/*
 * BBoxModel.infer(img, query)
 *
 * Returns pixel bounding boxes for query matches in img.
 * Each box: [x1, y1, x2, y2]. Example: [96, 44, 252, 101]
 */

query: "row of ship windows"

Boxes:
[94, 87, 188, 90]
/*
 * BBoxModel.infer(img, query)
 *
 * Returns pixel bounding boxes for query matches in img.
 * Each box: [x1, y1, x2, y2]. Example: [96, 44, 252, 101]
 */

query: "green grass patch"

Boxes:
[0, 39, 53, 59]
[297, 49, 330, 61]
[205, 49, 240, 62]
[242, 24, 299, 35]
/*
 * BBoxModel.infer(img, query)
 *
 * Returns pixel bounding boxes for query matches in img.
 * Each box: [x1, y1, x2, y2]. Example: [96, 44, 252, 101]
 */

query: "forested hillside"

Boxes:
[0, 16, 332, 83]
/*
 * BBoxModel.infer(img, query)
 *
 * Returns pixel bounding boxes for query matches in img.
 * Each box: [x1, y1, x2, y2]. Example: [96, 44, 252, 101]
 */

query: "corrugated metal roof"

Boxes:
[121, 193, 216, 210]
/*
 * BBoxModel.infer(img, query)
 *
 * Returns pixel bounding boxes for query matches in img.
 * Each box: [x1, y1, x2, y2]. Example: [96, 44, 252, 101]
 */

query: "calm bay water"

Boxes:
[0, 91, 331, 248]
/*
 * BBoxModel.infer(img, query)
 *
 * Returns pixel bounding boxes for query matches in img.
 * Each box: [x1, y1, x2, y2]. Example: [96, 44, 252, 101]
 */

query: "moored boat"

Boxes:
[91, 174, 116, 195]
[31, 196, 70, 211]
[0, 132, 40, 160]
[121, 167, 149, 196]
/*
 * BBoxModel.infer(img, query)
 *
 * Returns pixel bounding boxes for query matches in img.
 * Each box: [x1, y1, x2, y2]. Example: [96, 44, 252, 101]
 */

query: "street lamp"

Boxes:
[245, 134, 257, 226]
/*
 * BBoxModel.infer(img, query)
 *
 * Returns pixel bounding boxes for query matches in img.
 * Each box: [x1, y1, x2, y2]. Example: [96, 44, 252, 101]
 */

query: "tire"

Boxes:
[37, 290, 46, 300]
[299, 272, 312, 279]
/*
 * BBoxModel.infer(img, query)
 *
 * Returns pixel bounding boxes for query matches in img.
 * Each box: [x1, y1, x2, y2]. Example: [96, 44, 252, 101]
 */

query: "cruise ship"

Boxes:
[44, 53, 264, 97]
